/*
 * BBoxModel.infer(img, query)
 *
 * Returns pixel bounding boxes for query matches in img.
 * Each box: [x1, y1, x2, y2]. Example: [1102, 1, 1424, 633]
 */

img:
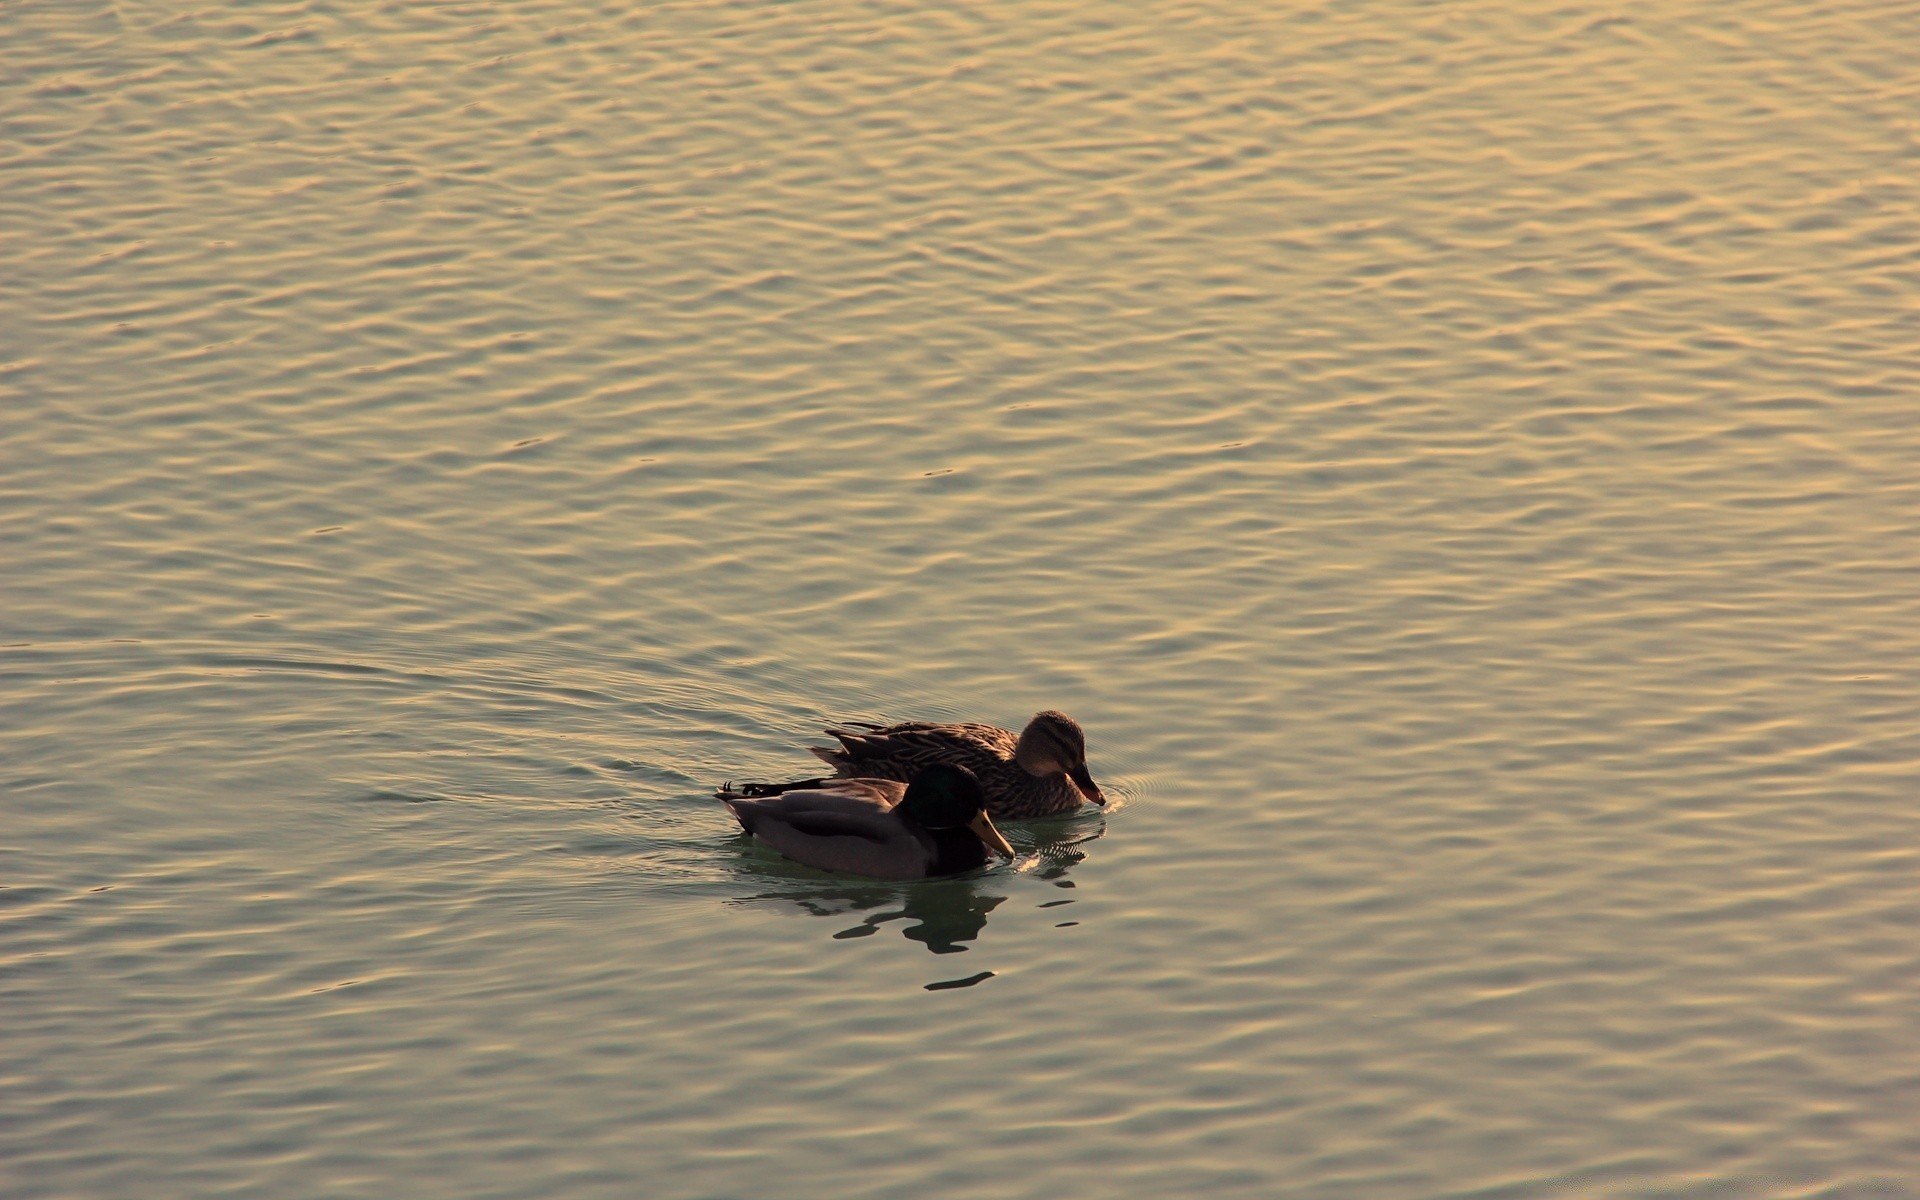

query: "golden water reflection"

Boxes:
[725, 821, 1102, 957]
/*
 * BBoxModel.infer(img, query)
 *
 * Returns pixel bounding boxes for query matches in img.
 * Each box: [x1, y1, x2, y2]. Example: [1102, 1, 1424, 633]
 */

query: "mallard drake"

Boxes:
[718, 763, 1015, 880]
[800, 710, 1105, 820]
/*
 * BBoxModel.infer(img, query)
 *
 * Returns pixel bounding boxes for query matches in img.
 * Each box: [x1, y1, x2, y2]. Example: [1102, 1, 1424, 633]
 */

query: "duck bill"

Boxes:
[969, 811, 1016, 859]
[1068, 764, 1106, 806]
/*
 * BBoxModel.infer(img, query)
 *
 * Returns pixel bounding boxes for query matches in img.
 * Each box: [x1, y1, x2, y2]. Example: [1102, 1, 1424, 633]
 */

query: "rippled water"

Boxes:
[6, 1, 1919, 1196]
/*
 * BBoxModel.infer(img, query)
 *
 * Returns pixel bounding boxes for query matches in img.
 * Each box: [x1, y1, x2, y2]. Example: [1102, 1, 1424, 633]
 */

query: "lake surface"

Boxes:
[5, 1, 1919, 1196]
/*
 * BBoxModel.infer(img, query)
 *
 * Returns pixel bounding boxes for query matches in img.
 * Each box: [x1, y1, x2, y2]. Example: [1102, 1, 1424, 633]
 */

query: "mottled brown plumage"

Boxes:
[805, 710, 1105, 820]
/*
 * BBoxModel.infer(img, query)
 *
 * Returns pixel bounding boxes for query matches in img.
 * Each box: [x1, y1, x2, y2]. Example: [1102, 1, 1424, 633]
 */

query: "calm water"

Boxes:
[5, 1, 1919, 1196]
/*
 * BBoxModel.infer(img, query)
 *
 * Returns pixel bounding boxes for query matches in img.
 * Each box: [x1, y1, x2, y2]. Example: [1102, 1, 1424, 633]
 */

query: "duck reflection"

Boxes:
[831, 880, 1006, 954]
[725, 818, 1103, 954]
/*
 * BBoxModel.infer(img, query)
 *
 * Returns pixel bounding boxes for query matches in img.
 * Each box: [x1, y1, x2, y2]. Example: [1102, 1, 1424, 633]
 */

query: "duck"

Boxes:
[717, 762, 1015, 880]
[795, 709, 1106, 820]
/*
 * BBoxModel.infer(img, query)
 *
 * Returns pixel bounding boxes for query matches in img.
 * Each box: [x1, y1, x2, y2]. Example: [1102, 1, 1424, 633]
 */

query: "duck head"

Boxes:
[1012, 710, 1106, 805]
[899, 763, 1015, 858]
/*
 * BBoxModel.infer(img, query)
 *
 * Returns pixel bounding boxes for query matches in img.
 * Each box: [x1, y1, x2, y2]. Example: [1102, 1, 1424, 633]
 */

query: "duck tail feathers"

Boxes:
[727, 776, 830, 798]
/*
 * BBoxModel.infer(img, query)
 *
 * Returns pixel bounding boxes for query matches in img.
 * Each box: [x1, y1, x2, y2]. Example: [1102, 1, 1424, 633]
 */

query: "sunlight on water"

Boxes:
[4, 0, 1918, 1196]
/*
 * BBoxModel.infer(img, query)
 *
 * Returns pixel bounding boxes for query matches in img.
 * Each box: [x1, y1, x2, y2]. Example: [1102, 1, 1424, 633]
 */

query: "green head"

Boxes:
[899, 763, 1014, 859]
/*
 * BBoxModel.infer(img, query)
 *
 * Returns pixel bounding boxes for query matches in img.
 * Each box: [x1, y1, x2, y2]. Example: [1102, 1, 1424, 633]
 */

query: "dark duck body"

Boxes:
[718, 763, 1013, 881]
[802, 710, 1105, 820]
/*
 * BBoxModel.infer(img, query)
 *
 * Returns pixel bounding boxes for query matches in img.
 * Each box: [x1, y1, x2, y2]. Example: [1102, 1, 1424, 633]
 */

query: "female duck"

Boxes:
[804, 710, 1105, 820]
[719, 763, 1015, 880]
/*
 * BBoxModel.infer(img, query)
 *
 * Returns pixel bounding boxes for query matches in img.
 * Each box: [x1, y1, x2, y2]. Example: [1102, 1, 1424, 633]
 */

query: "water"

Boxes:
[5, 1, 1919, 1196]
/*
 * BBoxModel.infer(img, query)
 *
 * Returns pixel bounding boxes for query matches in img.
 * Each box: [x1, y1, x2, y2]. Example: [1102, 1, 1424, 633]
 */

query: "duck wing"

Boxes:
[721, 780, 934, 880]
[734, 777, 904, 813]
[812, 721, 1017, 778]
